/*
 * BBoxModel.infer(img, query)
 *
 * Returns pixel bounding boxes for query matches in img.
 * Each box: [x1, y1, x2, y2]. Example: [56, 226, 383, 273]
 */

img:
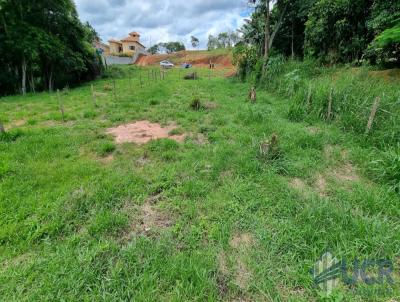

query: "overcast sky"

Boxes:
[74, 0, 251, 49]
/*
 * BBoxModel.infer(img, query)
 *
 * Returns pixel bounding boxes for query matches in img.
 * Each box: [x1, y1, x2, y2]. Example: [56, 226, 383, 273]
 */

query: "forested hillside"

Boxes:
[237, 0, 400, 66]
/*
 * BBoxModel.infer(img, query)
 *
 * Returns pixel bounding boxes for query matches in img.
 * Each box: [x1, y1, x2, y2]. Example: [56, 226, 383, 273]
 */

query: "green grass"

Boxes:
[0, 64, 399, 301]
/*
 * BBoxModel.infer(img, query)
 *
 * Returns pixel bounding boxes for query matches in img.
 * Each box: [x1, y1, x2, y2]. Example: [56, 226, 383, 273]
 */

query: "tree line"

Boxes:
[207, 31, 240, 50]
[148, 42, 186, 55]
[235, 0, 400, 74]
[0, 0, 103, 96]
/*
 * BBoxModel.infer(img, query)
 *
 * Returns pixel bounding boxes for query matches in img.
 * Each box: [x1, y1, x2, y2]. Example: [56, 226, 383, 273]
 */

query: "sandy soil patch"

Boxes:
[106, 120, 186, 144]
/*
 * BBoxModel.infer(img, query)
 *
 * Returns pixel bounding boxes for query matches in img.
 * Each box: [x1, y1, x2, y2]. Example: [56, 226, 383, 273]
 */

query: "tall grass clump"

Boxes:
[256, 58, 400, 149]
[370, 144, 400, 193]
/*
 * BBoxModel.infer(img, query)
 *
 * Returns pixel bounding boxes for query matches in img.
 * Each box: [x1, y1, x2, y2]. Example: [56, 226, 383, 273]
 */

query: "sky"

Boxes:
[74, 0, 252, 49]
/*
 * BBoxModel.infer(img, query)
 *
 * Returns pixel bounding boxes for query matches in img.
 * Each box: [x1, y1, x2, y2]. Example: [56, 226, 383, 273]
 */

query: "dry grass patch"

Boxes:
[229, 233, 255, 291]
[230, 233, 254, 250]
[121, 197, 173, 241]
[99, 154, 114, 165]
[314, 173, 328, 197]
[329, 163, 360, 182]
[306, 126, 320, 135]
[1, 253, 32, 272]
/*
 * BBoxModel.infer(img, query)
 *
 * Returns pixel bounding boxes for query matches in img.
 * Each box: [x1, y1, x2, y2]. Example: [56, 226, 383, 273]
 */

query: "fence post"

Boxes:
[57, 89, 65, 122]
[365, 96, 381, 134]
[0, 121, 5, 133]
[327, 87, 333, 120]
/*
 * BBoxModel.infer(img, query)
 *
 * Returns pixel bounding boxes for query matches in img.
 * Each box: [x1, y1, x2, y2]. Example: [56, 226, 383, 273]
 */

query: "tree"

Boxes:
[0, 0, 102, 96]
[148, 44, 160, 55]
[305, 0, 372, 63]
[158, 42, 185, 54]
[248, 0, 289, 62]
[191, 36, 200, 49]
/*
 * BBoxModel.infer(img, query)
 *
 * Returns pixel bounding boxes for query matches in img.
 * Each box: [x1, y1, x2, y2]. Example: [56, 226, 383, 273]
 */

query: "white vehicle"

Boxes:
[160, 60, 174, 69]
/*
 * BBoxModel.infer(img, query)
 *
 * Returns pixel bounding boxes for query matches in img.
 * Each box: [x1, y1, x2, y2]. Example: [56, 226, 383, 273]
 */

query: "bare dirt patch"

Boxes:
[99, 154, 114, 164]
[191, 133, 209, 145]
[329, 163, 360, 182]
[121, 198, 173, 240]
[1, 253, 32, 271]
[306, 126, 320, 135]
[5, 119, 26, 130]
[289, 178, 311, 198]
[314, 174, 328, 197]
[140, 203, 172, 234]
[218, 251, 229, 276]
[106, 120, 186, 144]
[204, 102, 218, 110]
[290, 178, 307, 191]
[230, 233, 254, 250]
[235, 258, 252, 290]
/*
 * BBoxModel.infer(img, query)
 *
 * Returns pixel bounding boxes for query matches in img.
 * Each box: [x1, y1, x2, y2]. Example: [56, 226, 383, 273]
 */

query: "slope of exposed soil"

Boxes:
[135, 50, 234, 69]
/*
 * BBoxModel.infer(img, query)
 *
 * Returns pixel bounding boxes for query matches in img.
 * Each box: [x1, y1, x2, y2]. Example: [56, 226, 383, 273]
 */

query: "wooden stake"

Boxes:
[91, 84, 97, 107]
[57, 89, 65, 122]
[366, 96, 381, 134]
[0, 121, 5, 133]
[327, 88, 333, 120]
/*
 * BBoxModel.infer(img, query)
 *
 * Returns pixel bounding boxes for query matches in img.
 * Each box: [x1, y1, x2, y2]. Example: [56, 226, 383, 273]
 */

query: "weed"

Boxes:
[96, 141, 116, 157]
[190, 98, 203, 110]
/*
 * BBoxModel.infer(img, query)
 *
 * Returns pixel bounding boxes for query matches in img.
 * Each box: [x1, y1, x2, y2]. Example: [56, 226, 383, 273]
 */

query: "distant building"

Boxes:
[93, 40, 110, 55]
[108, 32, 146, 56]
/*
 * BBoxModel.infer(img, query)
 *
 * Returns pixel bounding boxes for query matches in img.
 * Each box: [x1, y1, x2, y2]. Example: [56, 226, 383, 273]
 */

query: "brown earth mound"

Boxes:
[135, 50, 234, 69]
[106, 120, 186, 144]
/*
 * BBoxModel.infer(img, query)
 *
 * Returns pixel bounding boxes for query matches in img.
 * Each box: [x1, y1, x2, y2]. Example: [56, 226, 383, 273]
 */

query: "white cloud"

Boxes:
[74, 0, 250, 49]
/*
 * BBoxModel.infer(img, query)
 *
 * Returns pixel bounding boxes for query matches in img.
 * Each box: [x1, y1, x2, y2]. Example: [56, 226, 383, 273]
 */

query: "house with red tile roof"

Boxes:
[108, 32, 146, 56]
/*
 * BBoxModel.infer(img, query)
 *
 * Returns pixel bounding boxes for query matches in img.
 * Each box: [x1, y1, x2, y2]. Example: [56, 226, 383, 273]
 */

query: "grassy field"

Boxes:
[0, 65, 399, 301]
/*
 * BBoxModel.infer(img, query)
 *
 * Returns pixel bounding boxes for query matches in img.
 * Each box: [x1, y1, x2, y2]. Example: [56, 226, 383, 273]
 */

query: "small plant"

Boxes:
[149, 99, 160, 106]
[96, 141, 116, 157]
[259, 134, 280, 160]
[190, 98, 203, 111]
[248, 86, 256, 103]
